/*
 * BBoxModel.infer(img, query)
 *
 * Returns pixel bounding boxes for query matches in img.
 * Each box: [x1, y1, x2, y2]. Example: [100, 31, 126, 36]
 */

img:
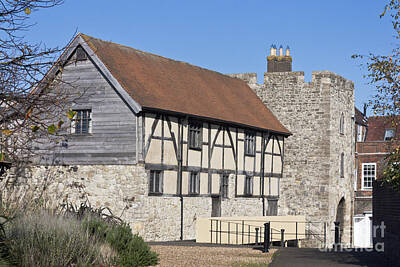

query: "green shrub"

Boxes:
[118, 234, 159, 267]
[83, 216, 159, 267]
[82, 215, 110, 240]
[3, 212, 106, 267]
[106, 223, 134, 251]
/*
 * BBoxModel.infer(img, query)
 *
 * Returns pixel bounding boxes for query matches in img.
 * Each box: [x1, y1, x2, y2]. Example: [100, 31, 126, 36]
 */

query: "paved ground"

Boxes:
[270, 247, 391, 267]
[149, 244, 275, 267]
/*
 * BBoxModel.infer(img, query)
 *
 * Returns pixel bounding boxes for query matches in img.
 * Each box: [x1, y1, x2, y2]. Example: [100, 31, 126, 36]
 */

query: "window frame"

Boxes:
[188, 121, 202, 150]
[361, 163, 376, 190]
[221, 174, 229, 198]
[339, 113, 344, 135]
[149, 170, 163, 195]
[244, 132, 256, 156]
[189, 171, 200, 195]
[71, 109, 92, 135]
[244, 176, 253, 196]
[384, 128, 395, 141]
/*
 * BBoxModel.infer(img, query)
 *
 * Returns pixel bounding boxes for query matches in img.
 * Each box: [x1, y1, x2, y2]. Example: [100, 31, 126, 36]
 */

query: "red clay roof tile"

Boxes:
[366, 116, 400, 141]
[81, 34, 290, 135]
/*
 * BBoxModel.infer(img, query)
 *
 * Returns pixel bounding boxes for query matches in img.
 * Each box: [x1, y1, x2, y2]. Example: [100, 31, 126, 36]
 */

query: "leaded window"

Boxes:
[189, 122, 202, 150]
[221, 174, 229, 198]
[244, 176, 253, 196]
[244, 132, 255, 156]
[149, 170, 163, 194]
[72, 110, 91, 134]
[189, 172, 200, 195]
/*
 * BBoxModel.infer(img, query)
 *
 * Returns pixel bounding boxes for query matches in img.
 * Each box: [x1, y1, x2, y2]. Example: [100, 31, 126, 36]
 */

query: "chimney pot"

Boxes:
[267, 44, 292, 73]
[285, 46, 290, 56]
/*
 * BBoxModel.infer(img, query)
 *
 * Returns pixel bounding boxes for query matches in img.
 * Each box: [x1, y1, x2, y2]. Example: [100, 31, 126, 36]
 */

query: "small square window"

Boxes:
[188, 122, 202, 150]
[72, 110, 92, 134]
[244, 176, 253, 196]
[149, 170, 163, 194]
[245, 132, 255, 156]
[189, 172, 200, 195]
[384, 129, 395, 141]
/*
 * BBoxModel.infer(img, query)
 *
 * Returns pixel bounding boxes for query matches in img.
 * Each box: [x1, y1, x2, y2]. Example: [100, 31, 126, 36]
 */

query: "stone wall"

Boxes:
[1, 165, 263, 241]
[232, 71, 354, 247]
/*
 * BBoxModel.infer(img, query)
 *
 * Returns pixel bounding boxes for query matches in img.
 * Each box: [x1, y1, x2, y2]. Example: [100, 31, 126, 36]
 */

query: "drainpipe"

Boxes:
[178, 118, 184, 240]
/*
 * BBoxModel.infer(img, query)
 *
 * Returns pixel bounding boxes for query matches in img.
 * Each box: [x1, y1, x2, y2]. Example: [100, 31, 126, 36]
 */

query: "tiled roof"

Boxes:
[365, 116, 399, 141]
[80, 34, 290, 135]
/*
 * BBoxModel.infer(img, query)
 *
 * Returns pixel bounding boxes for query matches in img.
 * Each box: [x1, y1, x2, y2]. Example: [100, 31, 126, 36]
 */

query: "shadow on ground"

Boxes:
[270, 247, 391, 267]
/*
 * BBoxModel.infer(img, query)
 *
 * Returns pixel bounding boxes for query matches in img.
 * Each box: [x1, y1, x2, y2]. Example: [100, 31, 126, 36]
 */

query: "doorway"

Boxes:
[336, 197, 345, 243]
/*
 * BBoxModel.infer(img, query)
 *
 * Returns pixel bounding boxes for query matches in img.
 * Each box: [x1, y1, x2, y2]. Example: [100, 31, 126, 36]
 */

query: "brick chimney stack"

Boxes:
[267, 44, 292, 72]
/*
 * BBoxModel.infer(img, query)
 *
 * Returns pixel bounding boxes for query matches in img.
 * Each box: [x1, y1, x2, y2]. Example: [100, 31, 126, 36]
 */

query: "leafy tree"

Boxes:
[354, 0, 400, 187]
[353, 1, 400, 117]
[0, 0, 74, 165]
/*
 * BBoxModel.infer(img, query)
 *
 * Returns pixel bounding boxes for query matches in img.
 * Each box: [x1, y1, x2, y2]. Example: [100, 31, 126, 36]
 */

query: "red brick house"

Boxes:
[354, 112, 399, 247]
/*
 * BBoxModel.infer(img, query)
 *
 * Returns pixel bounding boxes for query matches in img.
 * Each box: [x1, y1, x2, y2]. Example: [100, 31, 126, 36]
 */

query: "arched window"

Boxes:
[339, 113, 344, 134]
[340, 152, 344, 178]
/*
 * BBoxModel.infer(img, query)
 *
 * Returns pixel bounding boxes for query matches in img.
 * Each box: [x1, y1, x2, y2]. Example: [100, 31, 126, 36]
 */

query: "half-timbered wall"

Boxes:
[142, 112, 284, 199]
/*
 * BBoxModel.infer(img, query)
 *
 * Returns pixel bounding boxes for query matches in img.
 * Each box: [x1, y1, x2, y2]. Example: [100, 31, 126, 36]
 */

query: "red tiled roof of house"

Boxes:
[365, 116, 400, 141]
[80, 34, 291, 135]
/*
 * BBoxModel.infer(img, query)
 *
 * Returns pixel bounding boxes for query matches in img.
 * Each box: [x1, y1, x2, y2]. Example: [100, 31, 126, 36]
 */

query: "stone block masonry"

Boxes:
[1, 165, 263, 241]
[229, 71, 355, 247]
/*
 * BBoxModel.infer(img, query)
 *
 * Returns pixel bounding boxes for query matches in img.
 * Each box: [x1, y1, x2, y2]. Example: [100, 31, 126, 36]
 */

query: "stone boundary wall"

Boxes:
[373, 181, 400, 265]
[0, 165, 263, 241]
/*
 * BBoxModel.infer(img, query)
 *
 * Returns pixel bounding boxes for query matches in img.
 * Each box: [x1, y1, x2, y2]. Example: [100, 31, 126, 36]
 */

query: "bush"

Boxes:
[3, 212, 106, 266]
[83, 216, 159, 267]
[118, 234, 159, 267]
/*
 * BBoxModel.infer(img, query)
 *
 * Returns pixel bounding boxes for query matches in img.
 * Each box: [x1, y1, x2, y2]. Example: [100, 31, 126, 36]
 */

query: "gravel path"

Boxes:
[150, 245, 276, 267]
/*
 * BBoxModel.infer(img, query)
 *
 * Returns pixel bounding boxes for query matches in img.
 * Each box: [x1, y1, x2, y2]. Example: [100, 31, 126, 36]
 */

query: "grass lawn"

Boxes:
[150, 245, 276, 267]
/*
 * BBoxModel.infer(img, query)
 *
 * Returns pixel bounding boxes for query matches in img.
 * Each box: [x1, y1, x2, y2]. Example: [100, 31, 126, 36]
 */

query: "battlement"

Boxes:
[263, 70, 354, 90]
[228, 70, 354, 91]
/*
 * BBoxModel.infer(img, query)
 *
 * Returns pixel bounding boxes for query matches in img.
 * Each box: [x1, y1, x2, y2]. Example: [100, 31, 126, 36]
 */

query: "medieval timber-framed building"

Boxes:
[5, 34, 291, 241]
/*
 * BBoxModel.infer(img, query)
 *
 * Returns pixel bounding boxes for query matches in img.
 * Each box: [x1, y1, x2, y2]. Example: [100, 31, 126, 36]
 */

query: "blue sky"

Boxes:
[27, 0, 395, 113]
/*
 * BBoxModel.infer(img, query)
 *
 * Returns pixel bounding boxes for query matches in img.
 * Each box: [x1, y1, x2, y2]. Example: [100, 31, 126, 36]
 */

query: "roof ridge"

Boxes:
[76, 33, 290, 135]
[80, 33, 236, 80]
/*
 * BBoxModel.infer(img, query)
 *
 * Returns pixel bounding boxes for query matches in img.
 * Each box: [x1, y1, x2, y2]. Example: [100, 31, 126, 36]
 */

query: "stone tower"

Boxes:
[229, 48, 355, 247]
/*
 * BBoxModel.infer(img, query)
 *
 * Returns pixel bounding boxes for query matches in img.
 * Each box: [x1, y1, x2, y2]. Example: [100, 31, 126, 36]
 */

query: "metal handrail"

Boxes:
[209, 218, 328, 248]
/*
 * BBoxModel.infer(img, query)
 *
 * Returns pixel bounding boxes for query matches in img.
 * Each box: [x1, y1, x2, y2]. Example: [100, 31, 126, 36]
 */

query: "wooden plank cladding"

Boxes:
[37, 49, 137, 165]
